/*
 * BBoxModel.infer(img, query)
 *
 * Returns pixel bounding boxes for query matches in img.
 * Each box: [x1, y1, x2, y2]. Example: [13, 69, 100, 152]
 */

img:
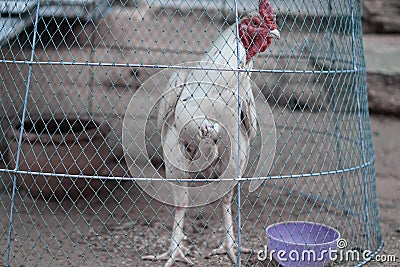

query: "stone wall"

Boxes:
[362, 0, 400, 34]
[362, 0, 400, 116]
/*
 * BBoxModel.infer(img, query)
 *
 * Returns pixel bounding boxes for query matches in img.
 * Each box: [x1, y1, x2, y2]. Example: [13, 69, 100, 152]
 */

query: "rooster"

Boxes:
[142, 1, 279, 265]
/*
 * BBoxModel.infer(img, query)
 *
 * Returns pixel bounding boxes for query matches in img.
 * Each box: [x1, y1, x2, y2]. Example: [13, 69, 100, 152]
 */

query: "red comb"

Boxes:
[258, 0, 277, 30]
[238, 0, 278, 61]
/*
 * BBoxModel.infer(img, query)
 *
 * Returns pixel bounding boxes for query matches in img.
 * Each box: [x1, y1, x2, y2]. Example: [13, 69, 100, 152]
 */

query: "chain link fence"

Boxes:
[1, 0, 382, 266]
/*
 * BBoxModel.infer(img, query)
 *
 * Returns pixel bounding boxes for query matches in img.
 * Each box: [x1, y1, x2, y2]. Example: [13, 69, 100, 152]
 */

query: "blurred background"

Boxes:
[362, 0, 399, 265]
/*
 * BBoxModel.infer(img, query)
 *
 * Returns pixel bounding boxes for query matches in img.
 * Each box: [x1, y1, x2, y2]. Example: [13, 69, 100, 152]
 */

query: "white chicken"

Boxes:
[143, 0, 279, 265]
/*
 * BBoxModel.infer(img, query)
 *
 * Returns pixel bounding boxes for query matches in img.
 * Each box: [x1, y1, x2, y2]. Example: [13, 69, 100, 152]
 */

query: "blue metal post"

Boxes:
[5, 1, 41, 265]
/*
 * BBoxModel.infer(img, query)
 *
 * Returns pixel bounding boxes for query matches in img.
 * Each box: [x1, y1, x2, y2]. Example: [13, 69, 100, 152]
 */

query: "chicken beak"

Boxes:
[269, 28, 280, 39]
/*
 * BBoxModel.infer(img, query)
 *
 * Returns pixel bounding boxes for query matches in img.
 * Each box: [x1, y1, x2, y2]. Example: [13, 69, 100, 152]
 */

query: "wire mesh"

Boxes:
[0, 0, 382, 266]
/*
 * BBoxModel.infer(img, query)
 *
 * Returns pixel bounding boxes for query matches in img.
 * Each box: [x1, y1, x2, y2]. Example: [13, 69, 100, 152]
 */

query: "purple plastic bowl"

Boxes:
[266, 221, 340, 267]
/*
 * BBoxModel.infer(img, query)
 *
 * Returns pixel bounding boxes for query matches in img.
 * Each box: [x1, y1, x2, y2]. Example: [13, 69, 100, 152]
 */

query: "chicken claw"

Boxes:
[142, 246, 194, 267]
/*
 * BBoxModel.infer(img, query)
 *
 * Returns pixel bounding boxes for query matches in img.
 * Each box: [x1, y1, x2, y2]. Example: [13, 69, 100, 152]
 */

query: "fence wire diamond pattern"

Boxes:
[1, 0, 382, 266]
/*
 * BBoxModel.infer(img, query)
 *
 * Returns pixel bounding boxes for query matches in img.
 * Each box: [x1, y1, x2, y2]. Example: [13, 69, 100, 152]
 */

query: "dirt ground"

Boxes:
[0, 113, 398, 267]
[365, 115, 400, 266]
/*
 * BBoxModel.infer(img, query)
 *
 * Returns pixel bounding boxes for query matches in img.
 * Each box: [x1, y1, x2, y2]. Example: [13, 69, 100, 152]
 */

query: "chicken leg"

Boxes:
[142, 164, 193, 267]
[211, 190, 237, 263]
